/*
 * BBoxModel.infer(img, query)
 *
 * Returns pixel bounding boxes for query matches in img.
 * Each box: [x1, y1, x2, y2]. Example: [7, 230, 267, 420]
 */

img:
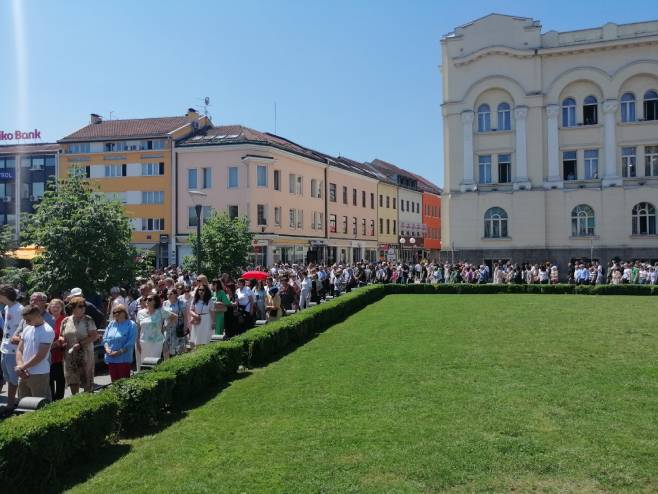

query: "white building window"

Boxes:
[584, 149, 599, 179]
[497, 154, 511, 183]
[289, 209, 296, 228]
[645, 146, 658, 177]
[273, 170, 280, 191]
[644, 90, 658, 121]
[562, 98, 576, 127]
[274, 207, 281, 226]
[484, 207, 508, 238]
[257, 165, 267, 187]
[228, 205, 238, 219]
[31, 182, 45, 199]
[188, 206, 212, 227]
[622, 147, 636, 178]
[583, 95, 598, 125]
[571, 204, 595, 236]
[310, 179, 322, 198]
[477, 104, 491, 132]
[257, 204, 267, 226]
[142, 162, 164, 176]
[202, 167, 212, 189]
[228, 167, 238, 188]
[142, 191, 164, 204]
[141, 218, 165, 231]
[632, 202, 656, 235]
[497, 102, 511, 130]
[563, 151, 577, 181]
[478, 155, 492, 184]
[104, 164, 125, 177]
[188, 169, 197, 189]
[620, 93, 636, 122]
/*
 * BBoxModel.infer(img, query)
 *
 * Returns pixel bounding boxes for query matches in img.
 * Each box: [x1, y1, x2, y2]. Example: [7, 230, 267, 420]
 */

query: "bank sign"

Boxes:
[0, 129, 42, 141]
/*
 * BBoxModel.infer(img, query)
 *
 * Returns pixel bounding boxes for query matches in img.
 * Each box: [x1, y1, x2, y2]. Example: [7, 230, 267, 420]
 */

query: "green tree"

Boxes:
[24, 174, 136, 297]
[0, 224, 17, 267]
[187, 212, 253, 278]
[135, 249, 156, 279]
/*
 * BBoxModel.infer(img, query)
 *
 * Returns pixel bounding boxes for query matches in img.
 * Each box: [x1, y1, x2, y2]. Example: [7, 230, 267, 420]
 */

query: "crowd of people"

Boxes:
[1, 256, 656, 416]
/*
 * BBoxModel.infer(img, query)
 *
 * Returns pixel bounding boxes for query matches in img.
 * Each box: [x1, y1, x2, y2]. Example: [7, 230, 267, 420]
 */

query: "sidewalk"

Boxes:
[0, 370, 113, 406]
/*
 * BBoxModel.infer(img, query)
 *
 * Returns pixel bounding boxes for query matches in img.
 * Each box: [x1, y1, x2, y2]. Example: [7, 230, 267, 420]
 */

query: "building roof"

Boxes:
[369, 158, 442, 194]
[331, 156, 379, 180]
[178, 125, 330, 164]
[59, 116, 192, 142]
[0, 143, 60, 155]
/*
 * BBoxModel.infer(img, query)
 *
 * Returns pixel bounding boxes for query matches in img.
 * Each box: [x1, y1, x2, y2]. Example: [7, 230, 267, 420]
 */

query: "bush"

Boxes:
[0, 390, 119, 490]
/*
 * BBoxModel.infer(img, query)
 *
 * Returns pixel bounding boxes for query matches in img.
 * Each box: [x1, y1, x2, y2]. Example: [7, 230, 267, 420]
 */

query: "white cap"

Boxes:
[70, 287, 83, 297]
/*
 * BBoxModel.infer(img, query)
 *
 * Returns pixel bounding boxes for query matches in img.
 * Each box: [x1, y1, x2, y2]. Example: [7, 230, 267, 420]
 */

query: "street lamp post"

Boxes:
[189, 190, 207, 276]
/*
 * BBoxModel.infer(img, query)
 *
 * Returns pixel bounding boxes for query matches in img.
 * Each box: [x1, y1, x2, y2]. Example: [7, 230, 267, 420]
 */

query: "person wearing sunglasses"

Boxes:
[61, 296, 98, 395]
[189, 284, 212, 348]
[102, 304, 137, 382]
[135, 293, 177, 371]
[163, 289, 187, 358]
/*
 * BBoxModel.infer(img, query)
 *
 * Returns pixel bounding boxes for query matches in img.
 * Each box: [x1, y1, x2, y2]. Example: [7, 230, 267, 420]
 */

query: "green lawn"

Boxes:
[68, 295, 658, 493]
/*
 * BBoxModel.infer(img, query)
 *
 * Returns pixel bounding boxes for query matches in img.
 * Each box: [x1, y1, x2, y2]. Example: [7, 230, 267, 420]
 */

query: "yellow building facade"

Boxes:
[376, 180, 399, 259]
[59, 110, 209, 266]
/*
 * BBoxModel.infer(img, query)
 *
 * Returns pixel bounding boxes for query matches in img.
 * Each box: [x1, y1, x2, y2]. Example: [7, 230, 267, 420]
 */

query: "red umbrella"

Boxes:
[241, 270, 268, 280]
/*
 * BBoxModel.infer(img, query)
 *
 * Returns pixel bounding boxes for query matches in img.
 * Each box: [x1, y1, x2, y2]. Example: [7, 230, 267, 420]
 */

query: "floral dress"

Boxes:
[163, 299, 186, 356]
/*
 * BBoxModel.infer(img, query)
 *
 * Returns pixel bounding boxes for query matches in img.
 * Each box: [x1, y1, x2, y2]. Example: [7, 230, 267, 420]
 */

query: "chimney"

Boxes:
[90, 113, 102, 124]
[185, 108, 199, 122]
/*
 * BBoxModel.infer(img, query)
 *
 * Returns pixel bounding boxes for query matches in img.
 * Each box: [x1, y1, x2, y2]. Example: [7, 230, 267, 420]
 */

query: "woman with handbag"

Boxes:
[211, 279, 231, 337]
[163, 289, 187, 358]
[189, 284, 213, 348]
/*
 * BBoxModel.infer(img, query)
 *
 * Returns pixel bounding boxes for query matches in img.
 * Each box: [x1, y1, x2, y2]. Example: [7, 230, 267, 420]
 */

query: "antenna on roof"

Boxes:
[195, 97, 212, 120]
[109, 111, 115, 120]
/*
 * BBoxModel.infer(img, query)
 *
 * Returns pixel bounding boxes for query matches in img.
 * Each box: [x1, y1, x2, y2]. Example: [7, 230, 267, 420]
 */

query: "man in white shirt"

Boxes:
[16, 304, 55, 401]
[0, 284, 24, 414]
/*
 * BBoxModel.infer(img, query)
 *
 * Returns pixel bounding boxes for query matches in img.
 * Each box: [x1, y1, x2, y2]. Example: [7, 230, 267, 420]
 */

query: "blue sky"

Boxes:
[0, 0, 655, 186]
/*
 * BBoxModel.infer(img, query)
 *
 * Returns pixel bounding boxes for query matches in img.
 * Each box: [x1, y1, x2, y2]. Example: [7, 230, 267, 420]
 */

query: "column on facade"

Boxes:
[513, 106, 531, 190]
[602, 99, 622, 187]
[544, 104, 563, 188]
[460, 110, 476, 191]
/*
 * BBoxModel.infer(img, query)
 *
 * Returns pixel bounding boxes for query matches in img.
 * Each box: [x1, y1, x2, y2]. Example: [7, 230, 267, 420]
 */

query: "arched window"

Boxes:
[484, 207, 508, 238]
[562, 98, 576, 127]
[644, 90, 658, 121]
[497, 102, 511, 130]
[620, 93, 636, 122]
[632, 202, 656, 235]
[477, 104, 491, 132]
[583, 95, 598, 125]
[571, 205, 595, 237]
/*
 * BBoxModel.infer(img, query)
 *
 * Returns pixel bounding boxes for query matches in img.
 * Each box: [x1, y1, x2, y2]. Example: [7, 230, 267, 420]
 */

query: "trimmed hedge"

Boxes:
[385, 282, 657, 296]
[0, 281, 655, 490]
[0, 390, 118, 491]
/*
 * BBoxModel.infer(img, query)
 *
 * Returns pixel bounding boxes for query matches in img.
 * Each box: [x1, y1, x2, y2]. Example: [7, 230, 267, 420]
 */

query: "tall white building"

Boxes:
[441, 14, 658, 269]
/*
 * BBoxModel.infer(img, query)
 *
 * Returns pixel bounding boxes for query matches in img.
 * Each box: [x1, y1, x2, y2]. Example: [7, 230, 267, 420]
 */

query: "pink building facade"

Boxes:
[325, 157, 379, 263]
[175, 126, 328, 266]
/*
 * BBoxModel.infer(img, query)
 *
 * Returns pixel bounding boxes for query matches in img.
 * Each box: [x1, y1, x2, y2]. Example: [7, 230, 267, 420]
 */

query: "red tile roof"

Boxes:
[179, 125, 329, 164]
[370, 159, 442, 194]
[59, 117, 192, 142]
[0, 143, 60, 155]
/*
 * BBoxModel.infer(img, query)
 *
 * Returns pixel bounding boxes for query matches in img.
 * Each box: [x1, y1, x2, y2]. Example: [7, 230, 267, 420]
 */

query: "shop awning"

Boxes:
[6, 244, 44, 261]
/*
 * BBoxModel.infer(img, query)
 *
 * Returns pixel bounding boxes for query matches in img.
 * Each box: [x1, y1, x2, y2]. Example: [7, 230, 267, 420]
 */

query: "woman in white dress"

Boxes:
[189, 284, 213, 348]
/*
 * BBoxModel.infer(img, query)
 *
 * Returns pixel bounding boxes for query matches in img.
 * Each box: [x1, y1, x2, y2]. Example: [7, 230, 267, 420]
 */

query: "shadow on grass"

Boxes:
[48, 371, 254, 493]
